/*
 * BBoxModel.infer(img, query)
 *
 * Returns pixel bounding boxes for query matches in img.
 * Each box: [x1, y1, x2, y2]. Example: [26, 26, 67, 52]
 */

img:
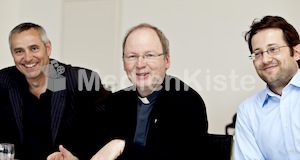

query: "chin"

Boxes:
[136, 82, 148, 88]
[26, 71, 43, 79]
[136, 82, 151, 90]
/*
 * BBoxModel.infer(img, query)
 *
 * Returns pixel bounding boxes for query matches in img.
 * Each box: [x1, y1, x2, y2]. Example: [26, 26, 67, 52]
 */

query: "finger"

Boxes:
[47, 152, 62, 160]
[59, 145, 65, 153]
[47, 152, 58, 160]
[59, 145, 72, 157]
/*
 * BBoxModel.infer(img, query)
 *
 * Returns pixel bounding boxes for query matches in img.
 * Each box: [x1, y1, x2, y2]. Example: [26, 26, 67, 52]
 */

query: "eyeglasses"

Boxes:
[249, 45, 288, 60]
[123, 53, 167, 62]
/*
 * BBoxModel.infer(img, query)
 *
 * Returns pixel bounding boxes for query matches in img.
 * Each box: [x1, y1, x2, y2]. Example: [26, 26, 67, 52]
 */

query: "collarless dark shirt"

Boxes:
[22, 88, 52, 159]
[133, 90, 160, 146]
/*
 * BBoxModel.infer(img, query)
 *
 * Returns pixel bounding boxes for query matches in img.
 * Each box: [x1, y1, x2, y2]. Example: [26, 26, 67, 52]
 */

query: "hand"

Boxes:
[47, 145, 79, 160]
[91, 139, 125, 160]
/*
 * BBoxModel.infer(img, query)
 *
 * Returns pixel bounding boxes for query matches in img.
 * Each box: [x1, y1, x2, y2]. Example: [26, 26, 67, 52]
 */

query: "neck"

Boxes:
[26, 75, 47, 99]
[268, 67, 298, 96]
[269, 86, 284, 96]
[137, 87, 153, 98]
[268, 77, 293, 96]
[137, 84, 163, 98]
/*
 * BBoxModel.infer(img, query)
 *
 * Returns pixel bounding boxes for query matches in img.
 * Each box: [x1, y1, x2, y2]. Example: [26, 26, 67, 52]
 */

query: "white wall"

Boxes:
[18, 0, 63, 60]
[61, 0, 121, 90]
[0, 0, 62, 67]
[1, 0, 300, 134]
[0, 0, 20, 69]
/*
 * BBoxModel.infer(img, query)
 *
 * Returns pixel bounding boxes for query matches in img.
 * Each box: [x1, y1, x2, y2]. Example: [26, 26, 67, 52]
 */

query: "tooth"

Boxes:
[25, 63, 36, 67]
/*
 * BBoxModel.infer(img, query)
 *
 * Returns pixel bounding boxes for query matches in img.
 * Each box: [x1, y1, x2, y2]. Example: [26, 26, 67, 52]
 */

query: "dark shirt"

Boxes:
[133, 90, 160, 146]
[22, 89, 52, 160]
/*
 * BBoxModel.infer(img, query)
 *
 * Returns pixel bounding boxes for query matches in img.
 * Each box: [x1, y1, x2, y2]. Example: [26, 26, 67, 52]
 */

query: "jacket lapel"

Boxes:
[8, 86, 24, 143]
[50, 89, 67, 144]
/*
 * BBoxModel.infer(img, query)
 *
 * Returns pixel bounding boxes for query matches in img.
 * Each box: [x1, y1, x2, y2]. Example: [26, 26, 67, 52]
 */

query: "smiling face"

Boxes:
[123, 27, 170, 97]
[10, 28, 51, 82]
[252, 28, 300, 94]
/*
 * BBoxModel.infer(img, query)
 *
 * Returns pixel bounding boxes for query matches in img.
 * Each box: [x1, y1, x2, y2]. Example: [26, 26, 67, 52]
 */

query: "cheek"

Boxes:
[124, 63, 134, 72]
[149, 62, 163, 72]
[13, 56, 22, 63]
[253, 60, 261, 68]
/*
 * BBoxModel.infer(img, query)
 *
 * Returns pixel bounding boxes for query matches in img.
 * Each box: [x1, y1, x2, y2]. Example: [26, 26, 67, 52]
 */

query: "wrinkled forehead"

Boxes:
[11, 29, 43, 49]
[124, 28, 163, 54]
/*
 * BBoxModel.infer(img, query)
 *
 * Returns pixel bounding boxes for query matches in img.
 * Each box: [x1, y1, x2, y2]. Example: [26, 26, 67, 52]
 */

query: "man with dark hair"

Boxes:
[0, 22, 111, 160]
[235, 15, 300, 159]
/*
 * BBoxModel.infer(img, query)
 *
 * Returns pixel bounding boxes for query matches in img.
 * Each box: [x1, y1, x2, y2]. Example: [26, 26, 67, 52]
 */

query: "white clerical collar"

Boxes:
[138, 96, 150, 104]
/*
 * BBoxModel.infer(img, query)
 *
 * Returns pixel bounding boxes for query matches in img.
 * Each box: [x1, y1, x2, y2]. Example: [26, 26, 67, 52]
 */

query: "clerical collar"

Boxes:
[138, 97, 150, 104]
[137, 90, 160, 104]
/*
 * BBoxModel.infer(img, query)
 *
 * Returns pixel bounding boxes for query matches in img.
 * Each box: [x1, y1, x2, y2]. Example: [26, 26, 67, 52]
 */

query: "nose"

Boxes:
[262, 51, 272, 64]
[136, 56, 147, 68]
[24, 51, 33, 62]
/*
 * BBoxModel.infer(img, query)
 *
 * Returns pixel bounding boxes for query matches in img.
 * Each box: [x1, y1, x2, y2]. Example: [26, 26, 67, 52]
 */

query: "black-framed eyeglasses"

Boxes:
[249, 45, 288, 60]
[123, 53, 167, 62]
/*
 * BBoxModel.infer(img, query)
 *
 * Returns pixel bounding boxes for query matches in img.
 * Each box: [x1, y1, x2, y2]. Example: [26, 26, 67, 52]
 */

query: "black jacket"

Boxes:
[104, 75, 209, 160]
[0, 60, 111, 159]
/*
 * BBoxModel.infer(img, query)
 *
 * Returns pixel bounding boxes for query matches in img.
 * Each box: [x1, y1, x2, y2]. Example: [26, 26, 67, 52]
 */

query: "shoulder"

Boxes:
[104, 86, 137, 111]
[53, 59, 95, 76]
[49, 59, 106, 93]
[238, 89, 266, 115]
[157, 75, 205, 109]
[53, 59, 99, 81]
[162, 75, 203, 100]
[0, 66, 17, 76]
[0, 66, 19, 76]
[111, 86, 136, 99]
[0, 66, 23, 87]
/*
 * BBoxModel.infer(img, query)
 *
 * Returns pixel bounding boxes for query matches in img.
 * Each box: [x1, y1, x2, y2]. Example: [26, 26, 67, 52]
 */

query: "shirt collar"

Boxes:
[138, 97, 150, 104]
[260, 68, 300, 108]
[289, 69, 300, 88]
[138, 90, 160, 104]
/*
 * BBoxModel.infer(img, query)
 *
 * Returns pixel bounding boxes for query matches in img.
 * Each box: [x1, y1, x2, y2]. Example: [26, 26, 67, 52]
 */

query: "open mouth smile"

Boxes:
[24, 63, 37, 68]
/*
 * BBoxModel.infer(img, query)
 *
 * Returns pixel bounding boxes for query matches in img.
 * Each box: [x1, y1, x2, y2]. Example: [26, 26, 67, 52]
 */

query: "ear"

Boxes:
[293, 44, 300, 61]
[165, 53, 170, 70]
[123, 58, 126, 71]
[46, 40, 52, 57]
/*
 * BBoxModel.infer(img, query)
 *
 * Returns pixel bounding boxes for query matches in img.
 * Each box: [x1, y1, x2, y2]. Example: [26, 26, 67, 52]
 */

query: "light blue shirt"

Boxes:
[235, 69, 300, 160]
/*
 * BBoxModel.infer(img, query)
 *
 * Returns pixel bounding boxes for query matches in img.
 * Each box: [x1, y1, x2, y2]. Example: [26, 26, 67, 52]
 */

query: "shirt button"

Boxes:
[282, 101, 286, 105]
[285, 124, 288, 128]
[289, 148, 293, 152]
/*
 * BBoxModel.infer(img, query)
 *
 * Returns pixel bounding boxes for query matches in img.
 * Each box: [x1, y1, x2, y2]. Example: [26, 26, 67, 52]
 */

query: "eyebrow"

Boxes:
[13, 44, 40, 51]
[128, 50, 157, 55]
[29, 44, 40, 48]
[13, 47, 23, 52]
[267, 43, 279, 47]
[253, 43, 279, 51]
